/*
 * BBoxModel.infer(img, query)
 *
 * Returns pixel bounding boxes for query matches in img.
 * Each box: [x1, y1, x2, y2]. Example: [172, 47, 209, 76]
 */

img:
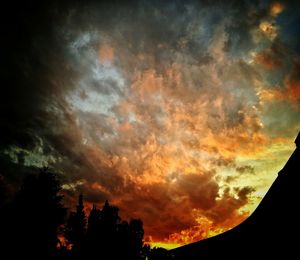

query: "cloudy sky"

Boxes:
[1, 0, 300, 249]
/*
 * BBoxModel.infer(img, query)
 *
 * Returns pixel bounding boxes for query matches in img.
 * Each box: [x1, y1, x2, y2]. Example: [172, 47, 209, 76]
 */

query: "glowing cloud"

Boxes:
[2, 0, 300, 249]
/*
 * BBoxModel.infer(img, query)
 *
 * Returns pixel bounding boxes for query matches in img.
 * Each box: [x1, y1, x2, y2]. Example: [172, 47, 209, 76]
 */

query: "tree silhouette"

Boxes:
[100, 200, 121, 254]
[0, 168, 151, 259]
[129, 219, 145, 259]
[2, 168, 66, 258]
[65, 194, 86, 256]
[86, 204, 102, 256]
[117, 220, 131, 257]
[84, 199, 147, 259]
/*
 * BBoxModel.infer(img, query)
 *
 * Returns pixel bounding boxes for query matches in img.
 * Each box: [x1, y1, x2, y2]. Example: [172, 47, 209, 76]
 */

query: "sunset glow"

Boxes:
[2, 0, 300, 249]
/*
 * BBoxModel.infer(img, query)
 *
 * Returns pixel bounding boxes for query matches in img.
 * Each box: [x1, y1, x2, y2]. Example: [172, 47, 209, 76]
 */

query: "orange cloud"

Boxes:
[259, 21, 278, 40]
[285, 60, 300, 101]
[255, 45, 283, 70]
[270, 2, 284, 17]
[99, 44, 114, 62]
[286, 81, 300, 101]
[60, 11, 295, 247]
[259, 60, 300, 104]
[165, 186, 253, 245]
[4, 0, 299, 251]
[62, 56, 271, 245]
[167, 217, 225, 245]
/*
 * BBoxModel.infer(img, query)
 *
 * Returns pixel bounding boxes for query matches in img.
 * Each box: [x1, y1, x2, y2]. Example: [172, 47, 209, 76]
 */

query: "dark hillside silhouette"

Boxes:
[170, 132, 300, 259]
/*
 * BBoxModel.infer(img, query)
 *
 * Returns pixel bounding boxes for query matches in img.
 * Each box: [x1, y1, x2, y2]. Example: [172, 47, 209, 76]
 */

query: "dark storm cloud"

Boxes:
[223, 0, 268, 56]
[1, 1, 76, 149]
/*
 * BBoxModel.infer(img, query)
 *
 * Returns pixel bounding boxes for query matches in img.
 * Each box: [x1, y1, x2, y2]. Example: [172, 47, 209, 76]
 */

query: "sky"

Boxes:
[1, 0, 300, 249]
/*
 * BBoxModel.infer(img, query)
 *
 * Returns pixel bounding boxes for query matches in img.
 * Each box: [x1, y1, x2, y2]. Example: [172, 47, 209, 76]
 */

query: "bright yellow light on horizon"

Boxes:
[149, 242, 182, 250]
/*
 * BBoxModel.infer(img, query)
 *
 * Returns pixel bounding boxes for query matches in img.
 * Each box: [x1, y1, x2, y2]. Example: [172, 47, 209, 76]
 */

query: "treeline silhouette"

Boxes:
[64, 196, 148, 259]
[0, 168, 169, 259]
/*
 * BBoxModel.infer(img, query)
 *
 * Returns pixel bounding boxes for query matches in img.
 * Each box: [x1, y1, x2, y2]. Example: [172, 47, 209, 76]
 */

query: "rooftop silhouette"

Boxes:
[170, 132, 300, 259]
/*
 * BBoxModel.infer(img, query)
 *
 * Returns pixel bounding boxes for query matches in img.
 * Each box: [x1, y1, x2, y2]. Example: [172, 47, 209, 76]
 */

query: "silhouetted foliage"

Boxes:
[84, 200, 146, 259]
[1, 168, 66, 258]
[0, 167, 167, 259]
[86, 203, 102, 256]
[99, 199, 121, 255]
[129, 219, 145, 259]
[65, 194, 86, 256]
